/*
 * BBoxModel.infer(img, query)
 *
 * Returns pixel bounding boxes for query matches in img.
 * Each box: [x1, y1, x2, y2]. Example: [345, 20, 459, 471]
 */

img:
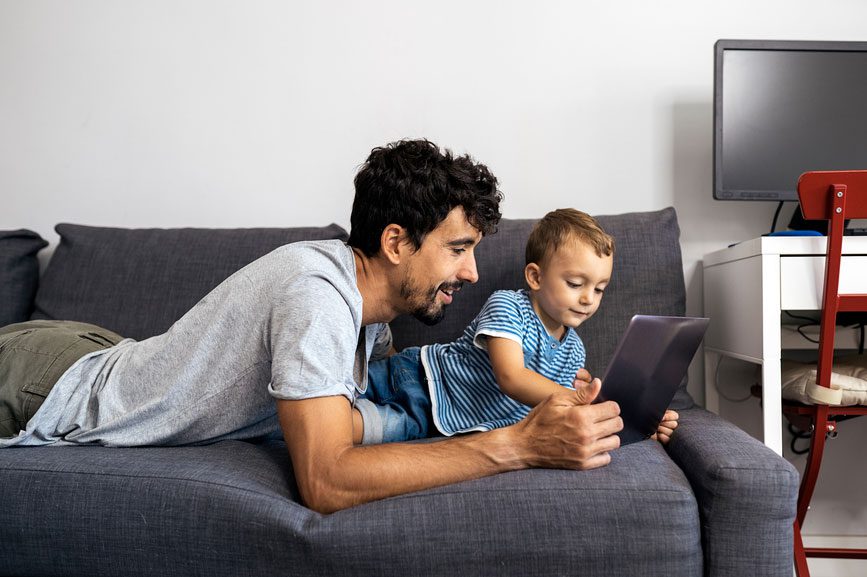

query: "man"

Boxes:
[0, 139, 622, 513]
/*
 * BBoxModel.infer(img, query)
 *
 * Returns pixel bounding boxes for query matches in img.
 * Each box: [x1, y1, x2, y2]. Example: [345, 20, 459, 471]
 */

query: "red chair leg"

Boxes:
[794, 519, 810, 577]
[796, 405, 830, 526]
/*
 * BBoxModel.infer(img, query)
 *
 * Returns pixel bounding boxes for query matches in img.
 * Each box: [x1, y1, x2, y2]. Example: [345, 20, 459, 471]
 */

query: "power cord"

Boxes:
[713, 355, 753, 403]
[783, 312, 866, 351]
[859, 323, 865, 354]
[788, 416, 860, 456]
[770, 201, 785, 234]
[788, 423, 811, 455]
[783, 311, 821, 344]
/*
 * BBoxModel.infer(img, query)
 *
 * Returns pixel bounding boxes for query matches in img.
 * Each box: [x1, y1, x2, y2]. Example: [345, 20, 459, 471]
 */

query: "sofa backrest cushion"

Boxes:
[390, 207, 693, 408]
[31, 223, 349, 340]
[0, 229, 48, 327]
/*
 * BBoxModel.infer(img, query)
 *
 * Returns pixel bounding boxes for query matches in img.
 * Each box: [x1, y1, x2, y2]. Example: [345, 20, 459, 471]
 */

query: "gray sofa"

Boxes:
[0, 208, 797, 577]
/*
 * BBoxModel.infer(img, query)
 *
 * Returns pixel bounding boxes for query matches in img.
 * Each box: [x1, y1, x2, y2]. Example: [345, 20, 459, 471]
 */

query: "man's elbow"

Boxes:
[297, 478, 345, 514]
[295, 465, 358, 514]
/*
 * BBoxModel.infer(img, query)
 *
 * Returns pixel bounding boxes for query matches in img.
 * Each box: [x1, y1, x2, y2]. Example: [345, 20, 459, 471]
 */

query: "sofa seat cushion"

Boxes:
[0, 229, 47, 327]
[31, 223, 349, 340]
[0, 439, 701, 577]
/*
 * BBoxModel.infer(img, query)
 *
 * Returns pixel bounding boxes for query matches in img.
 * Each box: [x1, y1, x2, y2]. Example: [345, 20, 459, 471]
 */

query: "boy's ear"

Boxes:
[524, 263, 542, 290]
[380, 224, 407, 265]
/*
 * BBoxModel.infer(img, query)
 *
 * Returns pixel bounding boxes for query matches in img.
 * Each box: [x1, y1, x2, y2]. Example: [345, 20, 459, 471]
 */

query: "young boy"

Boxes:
[352, 208, 679, 445]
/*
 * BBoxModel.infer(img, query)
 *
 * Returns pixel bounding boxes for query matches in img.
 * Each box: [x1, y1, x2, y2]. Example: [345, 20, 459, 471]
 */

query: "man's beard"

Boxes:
[399, 275, 462, 326]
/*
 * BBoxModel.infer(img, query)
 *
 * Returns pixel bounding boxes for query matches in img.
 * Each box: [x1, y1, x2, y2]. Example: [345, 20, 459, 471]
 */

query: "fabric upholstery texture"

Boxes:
[666, 408, 799, 577]
[0, 229, 47, 327]
[0, 209, 798, 577]
[0, 439, 702, 577]
[31, 223, 348, 340]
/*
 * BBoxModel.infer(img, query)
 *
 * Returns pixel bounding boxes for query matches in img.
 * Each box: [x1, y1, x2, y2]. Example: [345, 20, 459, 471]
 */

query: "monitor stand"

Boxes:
[788, 208, 836, 234]
[788, 207, 867, 235]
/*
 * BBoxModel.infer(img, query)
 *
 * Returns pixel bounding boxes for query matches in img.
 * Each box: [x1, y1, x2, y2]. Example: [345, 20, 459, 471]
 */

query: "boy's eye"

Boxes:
[595, 288, 605, 294]
[566, 281, 582, 289]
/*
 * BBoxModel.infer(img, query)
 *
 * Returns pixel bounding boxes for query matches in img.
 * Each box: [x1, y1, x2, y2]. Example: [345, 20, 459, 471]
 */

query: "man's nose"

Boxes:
[459, 253, 479, 284]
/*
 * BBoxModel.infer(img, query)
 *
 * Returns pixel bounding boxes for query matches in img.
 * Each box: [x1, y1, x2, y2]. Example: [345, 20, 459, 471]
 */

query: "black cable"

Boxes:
[785, 311, 820, 325]
[860, 323, 865, 355]
[784, 312, 867, 350]
[796, 325, 821, 344]
[788, 423, 811, 455]
[770, 201, 785, 234]
[784, 312, 821, 344]
[714, 356, 753, 403]
[788, 416, 860, 456]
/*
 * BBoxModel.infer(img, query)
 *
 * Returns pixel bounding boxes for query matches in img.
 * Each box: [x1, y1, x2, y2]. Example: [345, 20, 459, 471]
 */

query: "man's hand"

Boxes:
[512, 384, 622, 471]
[575, 369, 679, 445]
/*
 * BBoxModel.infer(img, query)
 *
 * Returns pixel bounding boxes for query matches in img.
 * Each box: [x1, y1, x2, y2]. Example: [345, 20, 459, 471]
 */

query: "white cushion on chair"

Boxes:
[781, 356, 867, 406]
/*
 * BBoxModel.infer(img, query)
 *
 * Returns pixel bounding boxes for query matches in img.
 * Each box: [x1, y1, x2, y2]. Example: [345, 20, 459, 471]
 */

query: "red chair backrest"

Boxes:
[798, 170, 867, 221]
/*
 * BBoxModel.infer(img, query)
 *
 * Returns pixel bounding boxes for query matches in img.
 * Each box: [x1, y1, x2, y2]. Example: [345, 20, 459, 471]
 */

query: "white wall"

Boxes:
[2, 1, 866, 570]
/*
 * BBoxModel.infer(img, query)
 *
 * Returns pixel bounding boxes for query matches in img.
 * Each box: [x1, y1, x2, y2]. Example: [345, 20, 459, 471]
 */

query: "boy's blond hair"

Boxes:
[525, 208, 614, 266]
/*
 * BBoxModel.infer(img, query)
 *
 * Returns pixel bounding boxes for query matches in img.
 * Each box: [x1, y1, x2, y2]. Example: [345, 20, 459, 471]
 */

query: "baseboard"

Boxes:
[803, 534, 867, 548]
[799, 535, 867, 577]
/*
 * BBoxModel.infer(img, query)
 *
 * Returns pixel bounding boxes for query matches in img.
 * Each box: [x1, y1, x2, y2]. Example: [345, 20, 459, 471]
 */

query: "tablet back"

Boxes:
[599, 315, 710, 445]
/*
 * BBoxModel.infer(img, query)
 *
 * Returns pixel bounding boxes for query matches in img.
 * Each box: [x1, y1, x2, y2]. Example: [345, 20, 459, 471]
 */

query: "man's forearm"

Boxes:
[278, 396, 526, 513]
[278, 392, 621, 514]
[318, 429, 525, 513]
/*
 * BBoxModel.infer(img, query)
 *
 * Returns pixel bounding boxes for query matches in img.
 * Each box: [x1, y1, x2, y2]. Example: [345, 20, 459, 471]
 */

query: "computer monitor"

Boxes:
[713, 39, 867, 202]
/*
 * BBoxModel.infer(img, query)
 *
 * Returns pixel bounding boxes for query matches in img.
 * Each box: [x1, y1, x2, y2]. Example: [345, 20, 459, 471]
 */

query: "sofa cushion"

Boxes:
[0, 438, 701, 577]
[0, 229, 48, 327]
[390, 207, 692, 407]
[31, 223, 349, 340]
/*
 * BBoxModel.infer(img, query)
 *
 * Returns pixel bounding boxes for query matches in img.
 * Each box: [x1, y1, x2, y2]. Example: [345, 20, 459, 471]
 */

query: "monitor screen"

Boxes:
[714, 40, 867, 201]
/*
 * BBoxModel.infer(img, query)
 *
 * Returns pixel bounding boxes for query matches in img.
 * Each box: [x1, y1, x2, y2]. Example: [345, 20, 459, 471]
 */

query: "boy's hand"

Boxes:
[573, 368, 593, 386]
[571, 369, 601, 405]
[651, 409, 679, 444]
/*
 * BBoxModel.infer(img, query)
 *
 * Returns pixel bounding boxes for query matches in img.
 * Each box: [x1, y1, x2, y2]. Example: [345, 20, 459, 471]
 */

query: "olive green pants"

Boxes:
[0, 320, 124, 438]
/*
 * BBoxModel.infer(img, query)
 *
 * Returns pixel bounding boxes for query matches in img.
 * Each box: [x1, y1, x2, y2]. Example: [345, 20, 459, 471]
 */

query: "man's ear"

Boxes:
[380, 224, 406, 265]
[524, 262, 542, 290]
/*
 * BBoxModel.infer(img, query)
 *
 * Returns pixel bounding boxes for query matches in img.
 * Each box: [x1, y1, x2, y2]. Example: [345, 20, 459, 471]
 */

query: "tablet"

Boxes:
[597, 315, 710, 445]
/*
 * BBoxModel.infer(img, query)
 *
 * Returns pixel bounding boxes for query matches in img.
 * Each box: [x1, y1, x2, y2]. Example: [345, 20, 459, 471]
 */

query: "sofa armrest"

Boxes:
[666, 407, 798, 577]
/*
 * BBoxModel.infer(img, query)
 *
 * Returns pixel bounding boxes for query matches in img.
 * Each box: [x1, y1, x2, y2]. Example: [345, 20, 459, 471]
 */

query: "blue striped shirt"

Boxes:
[421, 289, 586, 435]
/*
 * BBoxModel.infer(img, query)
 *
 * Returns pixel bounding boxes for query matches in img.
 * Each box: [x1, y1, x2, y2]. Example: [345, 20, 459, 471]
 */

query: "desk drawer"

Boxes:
[780, 255, 867, 310]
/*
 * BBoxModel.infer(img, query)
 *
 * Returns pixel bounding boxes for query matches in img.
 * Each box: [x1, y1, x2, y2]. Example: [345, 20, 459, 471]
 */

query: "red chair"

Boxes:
[783, 170, 867, 576]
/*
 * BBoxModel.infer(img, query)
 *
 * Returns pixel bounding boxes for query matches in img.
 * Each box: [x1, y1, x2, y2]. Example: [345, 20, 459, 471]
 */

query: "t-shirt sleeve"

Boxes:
[267, 275, 359, 402]
[472, 290, 526, 350]
[371, 323, 393, 361]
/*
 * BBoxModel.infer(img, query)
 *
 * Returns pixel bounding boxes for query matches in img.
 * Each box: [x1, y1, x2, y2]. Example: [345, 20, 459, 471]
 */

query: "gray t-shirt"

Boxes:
[1, 240, 391, 447]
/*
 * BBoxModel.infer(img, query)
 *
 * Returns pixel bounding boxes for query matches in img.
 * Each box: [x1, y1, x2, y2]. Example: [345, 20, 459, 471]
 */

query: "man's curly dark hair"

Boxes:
[348, 139, 503, 257]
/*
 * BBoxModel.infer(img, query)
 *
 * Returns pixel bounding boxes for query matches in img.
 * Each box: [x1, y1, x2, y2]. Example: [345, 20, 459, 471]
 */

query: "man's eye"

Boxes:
[452, 248, 466, 255]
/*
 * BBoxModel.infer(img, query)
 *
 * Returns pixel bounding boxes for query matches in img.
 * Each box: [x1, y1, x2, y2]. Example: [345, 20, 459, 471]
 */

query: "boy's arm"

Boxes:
[486, 336, 571, 407]
[487, 334, 680, 443]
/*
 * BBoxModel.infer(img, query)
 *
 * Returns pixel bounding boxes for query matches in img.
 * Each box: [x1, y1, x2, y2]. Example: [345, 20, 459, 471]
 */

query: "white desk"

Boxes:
[703, 236, 867, 455]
